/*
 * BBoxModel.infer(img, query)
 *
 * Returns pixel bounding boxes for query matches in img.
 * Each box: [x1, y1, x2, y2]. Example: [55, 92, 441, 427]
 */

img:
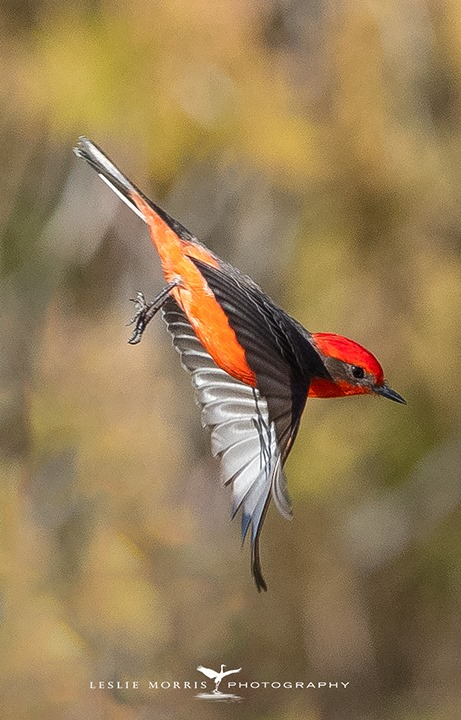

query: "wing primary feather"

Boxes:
[161, 296, 299, 591]
[251, 387, 274, 476]
[241, 512, 252, 542]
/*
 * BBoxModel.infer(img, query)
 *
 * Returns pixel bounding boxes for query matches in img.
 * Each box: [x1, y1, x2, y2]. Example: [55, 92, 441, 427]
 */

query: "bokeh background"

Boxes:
[1, 1, 461, 718]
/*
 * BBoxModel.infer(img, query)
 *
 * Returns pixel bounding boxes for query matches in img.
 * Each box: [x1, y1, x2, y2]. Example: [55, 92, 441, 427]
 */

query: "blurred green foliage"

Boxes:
[1, 1, 461, 719]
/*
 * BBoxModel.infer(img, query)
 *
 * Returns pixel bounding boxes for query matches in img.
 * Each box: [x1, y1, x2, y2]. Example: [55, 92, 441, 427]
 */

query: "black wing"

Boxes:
[190, 258, 329, 458]
[163, 262, 328, 591]
[162, 298, 286, 590]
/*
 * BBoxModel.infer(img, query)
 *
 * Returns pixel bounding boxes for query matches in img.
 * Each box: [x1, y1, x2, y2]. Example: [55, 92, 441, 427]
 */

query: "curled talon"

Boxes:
[127, 293, 148, 326]
[128, 312, 148, 344]
[126, 293, 147, 341]
[126, 282, 179, 345]
[128, 327, 143, 345]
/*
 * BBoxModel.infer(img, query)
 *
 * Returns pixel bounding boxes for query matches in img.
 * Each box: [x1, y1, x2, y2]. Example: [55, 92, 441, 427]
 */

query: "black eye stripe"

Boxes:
[351, 365, 365, 379]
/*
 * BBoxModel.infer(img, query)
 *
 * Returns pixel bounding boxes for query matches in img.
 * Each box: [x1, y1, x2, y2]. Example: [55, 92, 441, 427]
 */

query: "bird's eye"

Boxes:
[351, 365, 365, 379]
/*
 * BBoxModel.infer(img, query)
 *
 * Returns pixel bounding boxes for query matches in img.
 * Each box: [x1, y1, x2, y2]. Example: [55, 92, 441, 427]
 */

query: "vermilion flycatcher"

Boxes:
[74, 137, 405, 591]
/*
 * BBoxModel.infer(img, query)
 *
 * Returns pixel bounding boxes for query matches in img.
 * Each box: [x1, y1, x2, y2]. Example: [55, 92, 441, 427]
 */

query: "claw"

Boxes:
[126, 281, 179, 346]
[127, 293, 148, 326]
[128, 330, 143, 345]
[127, 291, 150, 342]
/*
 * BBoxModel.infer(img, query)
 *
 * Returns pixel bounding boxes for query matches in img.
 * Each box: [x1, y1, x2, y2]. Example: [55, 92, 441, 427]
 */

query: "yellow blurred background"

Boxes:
[1, 1, 461, 718]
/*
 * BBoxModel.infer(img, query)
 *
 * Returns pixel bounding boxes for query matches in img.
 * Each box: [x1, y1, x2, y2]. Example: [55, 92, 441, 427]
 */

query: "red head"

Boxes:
[309, 333, 405, 403]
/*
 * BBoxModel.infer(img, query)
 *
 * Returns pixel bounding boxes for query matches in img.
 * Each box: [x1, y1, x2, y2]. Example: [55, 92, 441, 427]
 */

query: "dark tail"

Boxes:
[250, 497, 271, 592]
[73, 137, 195, 242]
[252, 534, 268, 592]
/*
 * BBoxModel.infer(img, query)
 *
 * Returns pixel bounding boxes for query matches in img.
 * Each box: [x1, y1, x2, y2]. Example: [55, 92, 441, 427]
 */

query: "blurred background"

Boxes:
[1, 1, 461, 718]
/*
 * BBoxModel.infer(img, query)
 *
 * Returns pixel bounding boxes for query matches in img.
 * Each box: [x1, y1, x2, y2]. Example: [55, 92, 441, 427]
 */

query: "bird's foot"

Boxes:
[127, 280, 180, 345]
[127, 291, 151, 345]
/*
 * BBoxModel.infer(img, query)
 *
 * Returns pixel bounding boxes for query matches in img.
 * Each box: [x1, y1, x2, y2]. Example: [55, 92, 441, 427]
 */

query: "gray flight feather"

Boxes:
[161, 299, 293, 544]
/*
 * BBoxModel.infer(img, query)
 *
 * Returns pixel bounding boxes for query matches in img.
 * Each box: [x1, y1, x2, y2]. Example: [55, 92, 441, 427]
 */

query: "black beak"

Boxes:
[374, 382, 406, 404]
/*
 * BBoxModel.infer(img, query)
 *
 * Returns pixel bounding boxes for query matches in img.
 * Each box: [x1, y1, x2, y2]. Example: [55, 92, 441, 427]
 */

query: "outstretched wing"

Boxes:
[223, 667, 242, 677]
[196, 666, 218, 679]
[162, 294, 315, 591]
[188, 258, 328, 458]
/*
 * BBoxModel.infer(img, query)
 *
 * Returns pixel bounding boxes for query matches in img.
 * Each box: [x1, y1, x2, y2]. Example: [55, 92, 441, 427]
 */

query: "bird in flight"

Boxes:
[74, 137, 406, 592]
[197, 664, 242, 694]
